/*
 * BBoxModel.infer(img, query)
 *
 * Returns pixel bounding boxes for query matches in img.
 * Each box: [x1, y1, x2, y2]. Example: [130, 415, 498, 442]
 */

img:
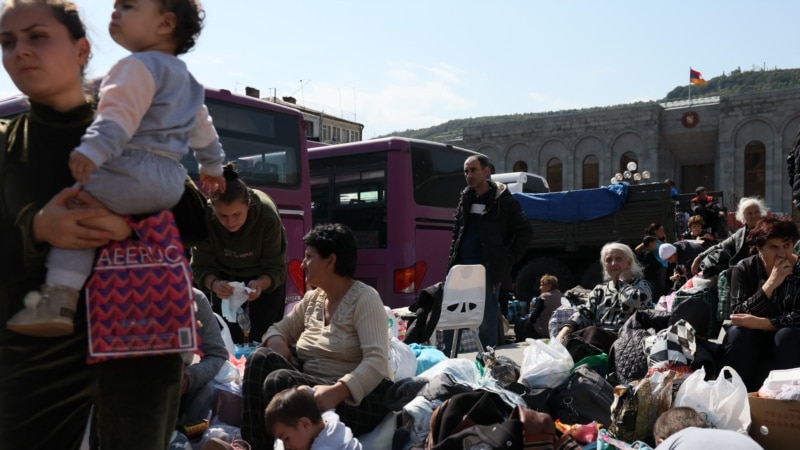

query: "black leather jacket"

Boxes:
[788, 126, 800, 207]
[447, 181, 532, 288]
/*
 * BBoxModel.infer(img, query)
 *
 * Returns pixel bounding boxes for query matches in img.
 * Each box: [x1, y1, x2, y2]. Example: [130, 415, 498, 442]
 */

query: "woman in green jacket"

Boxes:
[192, 163, 288, 343]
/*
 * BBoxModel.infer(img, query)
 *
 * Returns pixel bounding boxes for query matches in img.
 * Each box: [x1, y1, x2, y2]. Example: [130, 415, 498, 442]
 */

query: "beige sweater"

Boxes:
[264, 281, 393, 405]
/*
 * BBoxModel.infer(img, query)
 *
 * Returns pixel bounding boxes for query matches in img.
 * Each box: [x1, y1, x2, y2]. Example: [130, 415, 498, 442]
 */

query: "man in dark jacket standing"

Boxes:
[447, 155, 533, 349]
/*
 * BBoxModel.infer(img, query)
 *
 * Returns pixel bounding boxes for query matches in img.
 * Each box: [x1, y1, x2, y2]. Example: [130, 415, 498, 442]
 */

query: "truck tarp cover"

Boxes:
[513, 183, 629, 222]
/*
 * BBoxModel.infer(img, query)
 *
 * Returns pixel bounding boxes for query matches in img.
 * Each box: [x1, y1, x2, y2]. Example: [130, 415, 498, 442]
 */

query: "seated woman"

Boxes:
[240, 224, 394, 450]
[689, 196, 769, 327]
[681, 215, 716, 247]
[724, 215, 800, 392]
[515, 274, 562, 340]
[555, 243, 653, 353]
[691, 196, 768, 276]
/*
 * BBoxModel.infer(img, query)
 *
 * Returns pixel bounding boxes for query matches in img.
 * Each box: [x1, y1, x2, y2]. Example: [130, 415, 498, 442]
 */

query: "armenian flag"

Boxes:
[690, 68, 707, 85]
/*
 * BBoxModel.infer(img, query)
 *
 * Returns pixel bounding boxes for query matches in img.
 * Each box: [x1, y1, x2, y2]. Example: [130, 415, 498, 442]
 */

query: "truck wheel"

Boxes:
[579, 261, 603, 289]
[515, 258, 574, 303]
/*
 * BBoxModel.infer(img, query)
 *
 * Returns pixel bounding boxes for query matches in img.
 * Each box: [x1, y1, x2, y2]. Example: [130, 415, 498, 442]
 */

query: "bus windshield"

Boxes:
[181, 97, 302, 188]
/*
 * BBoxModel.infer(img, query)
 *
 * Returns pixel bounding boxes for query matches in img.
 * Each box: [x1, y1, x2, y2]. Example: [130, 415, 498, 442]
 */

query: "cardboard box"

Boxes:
[748, 393, 800, 449]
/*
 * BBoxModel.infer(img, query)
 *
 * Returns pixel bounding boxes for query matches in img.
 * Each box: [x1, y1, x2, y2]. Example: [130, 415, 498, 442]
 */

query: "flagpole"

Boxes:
[688, 67, 692, 104]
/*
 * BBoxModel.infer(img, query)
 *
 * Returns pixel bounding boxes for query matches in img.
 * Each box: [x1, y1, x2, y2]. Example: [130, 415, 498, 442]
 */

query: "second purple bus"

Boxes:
[309, 137, 483, 308]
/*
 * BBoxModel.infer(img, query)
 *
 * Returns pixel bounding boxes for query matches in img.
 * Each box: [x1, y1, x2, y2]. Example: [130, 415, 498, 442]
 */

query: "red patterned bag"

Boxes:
[85, 210, 197, 363]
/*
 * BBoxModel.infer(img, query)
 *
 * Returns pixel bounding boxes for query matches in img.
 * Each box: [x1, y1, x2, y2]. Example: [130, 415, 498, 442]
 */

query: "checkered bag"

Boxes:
[548, 305, 577, 339]
[644, 319, 696, 375]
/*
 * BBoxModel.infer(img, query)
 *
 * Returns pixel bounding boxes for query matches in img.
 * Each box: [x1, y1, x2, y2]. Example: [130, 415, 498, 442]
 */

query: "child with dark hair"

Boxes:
[264, 387, 361, 450]
[653, 407, 761, 449]
[7, 0, 226, 337]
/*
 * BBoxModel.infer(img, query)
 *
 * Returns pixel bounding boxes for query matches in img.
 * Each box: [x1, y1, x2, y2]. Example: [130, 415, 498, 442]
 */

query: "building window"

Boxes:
[322, 125, 331, 142]
[547, 158, 563, 192]
[583, 155, 599, 189]
[350, 130, 359, 142]
[620, 151, 637, 175]
[744, 142, 766, 198]
[304, 120, 314, 138]
[332, 127, 341, 142]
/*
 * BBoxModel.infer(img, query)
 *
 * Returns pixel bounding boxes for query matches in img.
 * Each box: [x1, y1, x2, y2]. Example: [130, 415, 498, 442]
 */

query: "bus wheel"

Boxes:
[515, 258, 574, 304]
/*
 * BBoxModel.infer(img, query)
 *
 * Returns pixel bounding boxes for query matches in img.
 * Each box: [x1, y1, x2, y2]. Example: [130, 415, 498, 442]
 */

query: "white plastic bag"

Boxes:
[519, 338, 573, 389]
[214, 313, 236, 357]
[673, 366, 751, 433]
[385, 306, 400, 339]
[389, 337, 417, 380]
[220, 282, 255, 322]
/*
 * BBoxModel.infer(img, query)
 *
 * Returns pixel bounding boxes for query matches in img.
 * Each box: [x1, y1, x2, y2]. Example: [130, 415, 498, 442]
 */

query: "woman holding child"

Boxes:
[241, 223, 394, 450]
[1, 1, 214, 448]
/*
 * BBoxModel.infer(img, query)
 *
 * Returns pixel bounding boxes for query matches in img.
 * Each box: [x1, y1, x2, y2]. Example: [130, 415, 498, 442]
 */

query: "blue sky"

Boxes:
[2, 0, 798, 138]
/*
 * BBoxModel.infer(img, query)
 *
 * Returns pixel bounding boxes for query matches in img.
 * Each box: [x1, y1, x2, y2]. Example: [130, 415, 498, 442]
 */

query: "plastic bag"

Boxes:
[385, 306, 400, 339]
[519, 338, 573, 389]
[220, 282, 255, 322]
[214, 313, 235, 356]
[673, 366, 751, 433]
[389, 337, 417, 380]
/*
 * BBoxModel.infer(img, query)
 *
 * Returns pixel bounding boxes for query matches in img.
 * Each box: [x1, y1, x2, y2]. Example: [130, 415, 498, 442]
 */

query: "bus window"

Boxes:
[180, 97, 301, 188]
[412, 143, 470, 209]
[310, 152, 387, 250]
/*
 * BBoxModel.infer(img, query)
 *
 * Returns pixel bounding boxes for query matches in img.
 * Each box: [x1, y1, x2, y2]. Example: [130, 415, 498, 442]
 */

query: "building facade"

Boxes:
[457, 87, 800, 215]
[244, 88, 364, 145]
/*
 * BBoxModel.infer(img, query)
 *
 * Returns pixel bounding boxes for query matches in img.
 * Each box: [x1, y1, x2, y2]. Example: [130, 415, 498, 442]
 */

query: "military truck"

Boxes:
[511, 182, 677, 304]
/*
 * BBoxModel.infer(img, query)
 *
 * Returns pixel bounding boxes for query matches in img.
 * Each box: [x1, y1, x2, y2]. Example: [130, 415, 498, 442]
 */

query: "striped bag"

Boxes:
[85, 210, 197, 363]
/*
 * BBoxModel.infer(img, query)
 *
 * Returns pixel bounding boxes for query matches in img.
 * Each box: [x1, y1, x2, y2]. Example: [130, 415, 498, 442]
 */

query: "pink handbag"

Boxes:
[85, 210, 197, 363]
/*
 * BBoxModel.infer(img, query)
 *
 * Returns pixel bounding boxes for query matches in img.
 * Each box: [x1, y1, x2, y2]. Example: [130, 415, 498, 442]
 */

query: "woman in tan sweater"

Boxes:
[239, 223, 394, 450]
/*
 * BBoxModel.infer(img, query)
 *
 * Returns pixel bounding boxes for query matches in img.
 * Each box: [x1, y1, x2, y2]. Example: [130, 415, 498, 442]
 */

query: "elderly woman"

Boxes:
[724, 215, 800, 392]
[556, 242, 653, 353]
[240, 223, 393, 450]
[691, 196, 769, 276]
[690, 197, 769, 323]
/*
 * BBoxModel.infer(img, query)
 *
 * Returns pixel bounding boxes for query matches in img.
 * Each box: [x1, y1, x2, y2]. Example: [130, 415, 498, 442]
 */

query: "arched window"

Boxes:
[512, 160, 529, 172]
[582, 155, 599, 189]
[547, 158, 562, 192]
[744, 142, 765, 198]
[620, 151, 637, 175]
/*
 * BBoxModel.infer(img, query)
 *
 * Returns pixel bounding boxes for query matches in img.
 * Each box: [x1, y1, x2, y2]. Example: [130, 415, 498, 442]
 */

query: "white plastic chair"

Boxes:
[429, 264, 486, 358]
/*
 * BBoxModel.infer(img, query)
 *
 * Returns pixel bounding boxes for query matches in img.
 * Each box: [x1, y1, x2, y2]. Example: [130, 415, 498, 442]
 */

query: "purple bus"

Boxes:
[309, 137, 483, 308]
[0, 88, 311, 305]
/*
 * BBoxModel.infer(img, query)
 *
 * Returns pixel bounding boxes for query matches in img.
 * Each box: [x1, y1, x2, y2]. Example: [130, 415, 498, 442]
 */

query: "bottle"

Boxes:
[236, 307, 251, 347]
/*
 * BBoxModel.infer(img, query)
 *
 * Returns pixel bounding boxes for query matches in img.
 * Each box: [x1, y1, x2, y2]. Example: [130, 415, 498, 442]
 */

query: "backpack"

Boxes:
[403, 282, 444, 344]
[547, 365, 614, 426]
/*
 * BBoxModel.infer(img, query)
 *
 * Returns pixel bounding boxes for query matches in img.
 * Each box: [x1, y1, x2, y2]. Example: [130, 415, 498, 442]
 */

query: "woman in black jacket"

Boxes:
[724, 216, 800, 392]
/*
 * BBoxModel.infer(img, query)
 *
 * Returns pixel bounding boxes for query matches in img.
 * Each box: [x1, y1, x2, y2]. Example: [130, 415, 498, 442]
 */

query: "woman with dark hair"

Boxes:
[0, 1, 189, 448]
[724, 215, 800, 392]
[191, 162, 288, 344]
[240, 223, 394, 450]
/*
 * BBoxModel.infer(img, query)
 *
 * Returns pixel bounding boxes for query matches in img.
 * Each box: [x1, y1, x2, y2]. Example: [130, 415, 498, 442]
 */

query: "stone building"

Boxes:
[458, 87, 800, 214]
